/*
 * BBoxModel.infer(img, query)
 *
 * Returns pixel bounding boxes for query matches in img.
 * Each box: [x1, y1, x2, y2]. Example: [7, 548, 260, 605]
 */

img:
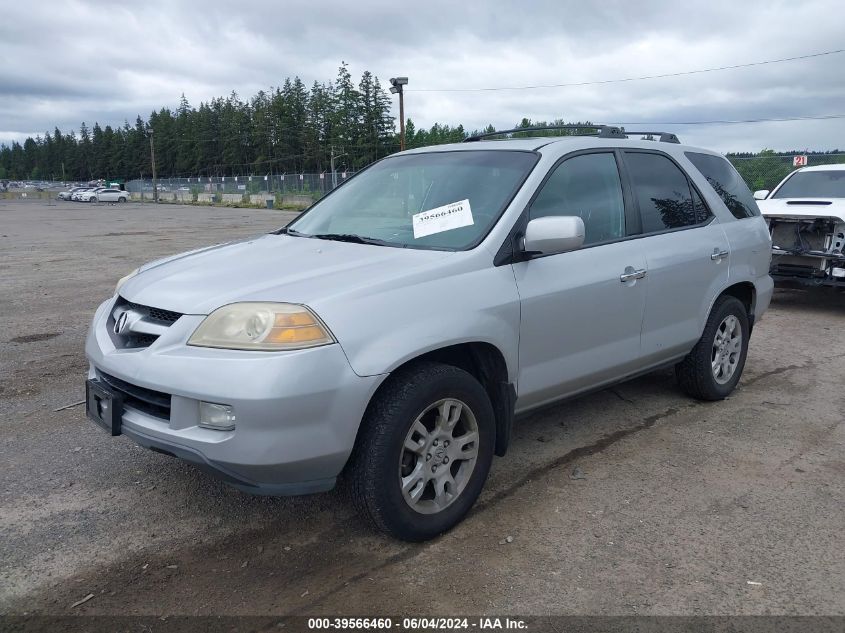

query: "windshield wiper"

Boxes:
[308, 233, 392, 246]
[277, 227, 305, 236]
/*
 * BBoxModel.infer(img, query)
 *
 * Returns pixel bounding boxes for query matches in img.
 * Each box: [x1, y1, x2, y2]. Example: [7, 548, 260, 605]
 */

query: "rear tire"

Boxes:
[348, 362, 495, 541]
[89, 197, 97, 203]
[676, 295, 749, 400]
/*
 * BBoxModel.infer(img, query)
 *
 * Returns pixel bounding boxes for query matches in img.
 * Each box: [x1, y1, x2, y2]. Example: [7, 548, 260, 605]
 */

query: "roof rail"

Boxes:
[463, 125, 680, 144]
[624, 131, 681, 144]
[464, 125, 615, 142]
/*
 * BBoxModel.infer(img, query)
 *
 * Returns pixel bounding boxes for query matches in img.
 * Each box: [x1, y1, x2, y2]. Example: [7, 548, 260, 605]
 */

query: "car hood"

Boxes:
[120, 233, 455, 315]
[758, 198, 845, 223]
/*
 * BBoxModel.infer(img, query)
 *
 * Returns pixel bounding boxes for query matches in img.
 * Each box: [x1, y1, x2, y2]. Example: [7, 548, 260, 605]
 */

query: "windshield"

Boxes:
[773, 170, 845, 199]
[288, 150, 538, 250]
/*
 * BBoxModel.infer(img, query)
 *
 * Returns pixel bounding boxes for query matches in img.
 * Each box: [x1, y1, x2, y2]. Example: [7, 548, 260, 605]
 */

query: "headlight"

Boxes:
[115, 268, 139, 294]
[187, 302, 334, 351]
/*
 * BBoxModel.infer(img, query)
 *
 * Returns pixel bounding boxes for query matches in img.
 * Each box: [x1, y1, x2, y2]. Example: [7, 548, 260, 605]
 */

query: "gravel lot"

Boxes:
[1, 200, 843, 616]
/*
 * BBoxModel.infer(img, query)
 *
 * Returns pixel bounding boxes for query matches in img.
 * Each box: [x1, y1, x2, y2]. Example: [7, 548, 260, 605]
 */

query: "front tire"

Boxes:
[118, 196, 126, 203]
[348, 362, 495, 541]
[676, 295, 749, 400]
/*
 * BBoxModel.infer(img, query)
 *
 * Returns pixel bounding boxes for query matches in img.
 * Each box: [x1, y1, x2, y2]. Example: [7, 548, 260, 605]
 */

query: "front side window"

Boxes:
[625, 152, 697, 232]
[772, 169, 845, 199]
[288, 150, 538, 250]
[686, 151, 760, 218]
[530, 152, 625, 245]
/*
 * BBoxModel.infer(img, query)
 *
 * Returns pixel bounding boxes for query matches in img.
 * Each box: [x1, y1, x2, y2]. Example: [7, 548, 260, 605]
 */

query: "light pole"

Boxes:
[148, 127, 158, 203]
[330, 145, 347, 189]
[389, 76, 408, 151]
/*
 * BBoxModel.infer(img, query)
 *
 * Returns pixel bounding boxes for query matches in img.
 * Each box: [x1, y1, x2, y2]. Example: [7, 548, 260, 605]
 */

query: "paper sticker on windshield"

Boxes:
[412, 199, 474, 239]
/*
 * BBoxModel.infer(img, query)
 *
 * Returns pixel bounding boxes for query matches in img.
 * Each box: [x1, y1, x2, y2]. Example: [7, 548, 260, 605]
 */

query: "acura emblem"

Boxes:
[114, 311, 130, 335]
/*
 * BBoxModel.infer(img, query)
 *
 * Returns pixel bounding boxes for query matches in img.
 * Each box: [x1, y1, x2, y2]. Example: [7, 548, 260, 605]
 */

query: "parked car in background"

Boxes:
[77, 188, 104, 201]
[71, 187, 96, 201]
[58, 186, 89, 200]
[755, 164, 845, 287]
[85, 127, 773, 540]
[79, 187, 129, 203]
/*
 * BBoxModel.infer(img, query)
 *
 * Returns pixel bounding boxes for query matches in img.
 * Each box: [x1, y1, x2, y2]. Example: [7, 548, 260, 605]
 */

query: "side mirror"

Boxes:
[523, 216, 585, 257]
[753, 189, 770, 200]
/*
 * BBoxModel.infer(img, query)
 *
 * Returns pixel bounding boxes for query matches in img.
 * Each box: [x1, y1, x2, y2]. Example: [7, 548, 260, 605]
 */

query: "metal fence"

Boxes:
[727, 153, 845, 192]
[125, 154, 845, 201]
[124, 171, 357, 198]
[9, 153, 845, 202]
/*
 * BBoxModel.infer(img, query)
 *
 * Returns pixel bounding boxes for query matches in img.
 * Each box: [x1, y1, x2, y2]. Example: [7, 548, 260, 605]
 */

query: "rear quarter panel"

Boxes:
[675, 150, 774, 323]
[720, 216, 773, 319]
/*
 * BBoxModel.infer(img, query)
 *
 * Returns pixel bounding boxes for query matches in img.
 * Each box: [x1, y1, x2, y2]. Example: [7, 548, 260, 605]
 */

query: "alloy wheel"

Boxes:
[398, 398, 479, 514]
[712, 314, 742, 384]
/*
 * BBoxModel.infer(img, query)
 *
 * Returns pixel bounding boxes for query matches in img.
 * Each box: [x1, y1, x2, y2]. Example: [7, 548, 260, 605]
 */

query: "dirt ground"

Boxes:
[1, 200, 843, 617]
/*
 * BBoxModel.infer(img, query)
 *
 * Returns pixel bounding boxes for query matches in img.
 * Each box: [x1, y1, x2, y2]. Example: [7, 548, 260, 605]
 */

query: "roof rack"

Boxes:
[463, 125, 680, 144]
[624, 131, 680, 144]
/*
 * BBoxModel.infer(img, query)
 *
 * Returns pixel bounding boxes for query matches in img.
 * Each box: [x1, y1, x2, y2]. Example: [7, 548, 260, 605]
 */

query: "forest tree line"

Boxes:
[1, 62, 842, 183]
[0, 64, 399, 181]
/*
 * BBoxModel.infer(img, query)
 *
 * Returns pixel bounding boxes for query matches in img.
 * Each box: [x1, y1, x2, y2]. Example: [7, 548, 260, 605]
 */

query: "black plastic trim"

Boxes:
[96, 370, 171, 420]
[465, 125, 681, 143]
[494, 381, 517, 457]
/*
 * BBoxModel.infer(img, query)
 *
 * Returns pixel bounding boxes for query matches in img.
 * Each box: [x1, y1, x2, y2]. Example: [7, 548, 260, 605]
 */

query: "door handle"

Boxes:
[711, 248, 730, 261]
[620, 267, 647, 283]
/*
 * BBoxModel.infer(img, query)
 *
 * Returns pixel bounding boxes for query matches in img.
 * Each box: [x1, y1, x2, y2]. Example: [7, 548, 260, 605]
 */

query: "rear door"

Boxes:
[513, 150, 648, 409]
[685, 151, 772, 296]
[621, 150, 730, 365]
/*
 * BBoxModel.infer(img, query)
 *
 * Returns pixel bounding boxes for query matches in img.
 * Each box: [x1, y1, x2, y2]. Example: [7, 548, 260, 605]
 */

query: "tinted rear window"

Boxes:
[686, 152, 760, 219]
[624, 152, 697, 232]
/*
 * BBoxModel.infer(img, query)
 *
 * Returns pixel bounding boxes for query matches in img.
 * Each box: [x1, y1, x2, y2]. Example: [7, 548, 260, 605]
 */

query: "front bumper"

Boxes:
[85, 297, 384, 495]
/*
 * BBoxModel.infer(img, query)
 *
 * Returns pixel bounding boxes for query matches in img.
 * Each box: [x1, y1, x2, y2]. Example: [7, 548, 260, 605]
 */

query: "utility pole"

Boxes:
[61, 161, 66, 183]
[149, 128, 158, 203]
[330, 145, 347, 189]
[389, 77, 409, 151]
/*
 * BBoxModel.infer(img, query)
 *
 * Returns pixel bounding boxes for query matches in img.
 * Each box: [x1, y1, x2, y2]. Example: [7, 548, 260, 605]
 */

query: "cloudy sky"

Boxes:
[1, 0, 843, 152]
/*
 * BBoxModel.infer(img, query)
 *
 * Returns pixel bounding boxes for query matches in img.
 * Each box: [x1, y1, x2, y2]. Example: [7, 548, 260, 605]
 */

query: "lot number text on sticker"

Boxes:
[412, 199, 474, 239]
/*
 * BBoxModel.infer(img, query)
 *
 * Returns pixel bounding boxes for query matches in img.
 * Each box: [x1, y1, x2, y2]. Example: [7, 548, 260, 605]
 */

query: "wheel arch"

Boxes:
[357, 342, 515, 459]
[718, 281, 756, 330]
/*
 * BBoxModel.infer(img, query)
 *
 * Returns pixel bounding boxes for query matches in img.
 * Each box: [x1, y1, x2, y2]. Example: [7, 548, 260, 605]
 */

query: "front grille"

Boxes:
[97, 370, 171, 420]
[128, 333, 158, 347]
[128, 302, 182, 324]
[108, 297, 183, 350]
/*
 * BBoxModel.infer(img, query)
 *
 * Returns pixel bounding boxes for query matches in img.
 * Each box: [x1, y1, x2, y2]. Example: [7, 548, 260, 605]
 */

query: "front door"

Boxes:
[513, 151, 647, 410]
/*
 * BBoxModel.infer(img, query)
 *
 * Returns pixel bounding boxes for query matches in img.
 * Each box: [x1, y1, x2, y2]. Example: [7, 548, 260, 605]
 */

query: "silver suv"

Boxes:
[85, 126, 774, 541]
